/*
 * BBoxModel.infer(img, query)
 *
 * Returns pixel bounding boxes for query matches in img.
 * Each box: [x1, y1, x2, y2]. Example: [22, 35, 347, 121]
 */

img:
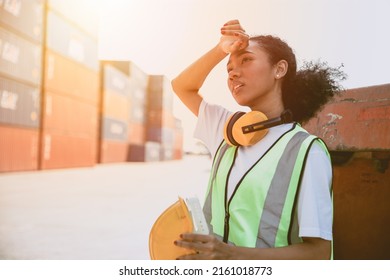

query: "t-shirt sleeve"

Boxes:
[193, 100, 233, 157]
[297, 141, 333, 241]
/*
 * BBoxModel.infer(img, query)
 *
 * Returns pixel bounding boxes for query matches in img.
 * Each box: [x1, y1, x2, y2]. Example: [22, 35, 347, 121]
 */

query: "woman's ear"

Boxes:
[275, 60, 288, 79]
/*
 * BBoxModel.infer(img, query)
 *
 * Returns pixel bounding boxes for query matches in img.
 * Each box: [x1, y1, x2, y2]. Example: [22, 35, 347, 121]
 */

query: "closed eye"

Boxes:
[242, 57, 252, 64]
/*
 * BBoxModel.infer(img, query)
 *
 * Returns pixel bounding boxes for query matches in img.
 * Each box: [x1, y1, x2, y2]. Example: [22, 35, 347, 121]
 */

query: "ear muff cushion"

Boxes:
[230, 111, 269, 146]
[149, 198, 195, 260]
[224, 112, 246, 146]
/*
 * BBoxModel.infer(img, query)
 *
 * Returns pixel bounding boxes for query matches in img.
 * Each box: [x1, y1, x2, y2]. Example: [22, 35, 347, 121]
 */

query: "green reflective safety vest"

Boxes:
[203, 123, 331, 248]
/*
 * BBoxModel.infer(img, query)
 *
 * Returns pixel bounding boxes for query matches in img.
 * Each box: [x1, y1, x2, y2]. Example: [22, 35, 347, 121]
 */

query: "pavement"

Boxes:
[0, 155, 212, 260]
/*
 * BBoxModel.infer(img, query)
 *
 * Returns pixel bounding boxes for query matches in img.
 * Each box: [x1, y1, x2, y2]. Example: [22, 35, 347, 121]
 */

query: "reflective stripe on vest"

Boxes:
[203, 124, 329, 248]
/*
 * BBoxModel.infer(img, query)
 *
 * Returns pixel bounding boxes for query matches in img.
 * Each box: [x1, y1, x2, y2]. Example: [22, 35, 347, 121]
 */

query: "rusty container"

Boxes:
[0, 125, 39, 172]
[332, 152, 390, 259]
[0, 0, 44, 43]
[304, 83, 390, 259]
[305, 83, 390, 151]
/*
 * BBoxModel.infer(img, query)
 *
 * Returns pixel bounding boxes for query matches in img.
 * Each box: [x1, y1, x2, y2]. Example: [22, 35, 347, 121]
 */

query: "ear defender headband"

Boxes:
[223, 110, 293, 147]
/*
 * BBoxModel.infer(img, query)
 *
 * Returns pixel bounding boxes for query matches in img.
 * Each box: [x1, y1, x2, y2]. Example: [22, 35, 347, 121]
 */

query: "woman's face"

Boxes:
[227, 41, 279, 110]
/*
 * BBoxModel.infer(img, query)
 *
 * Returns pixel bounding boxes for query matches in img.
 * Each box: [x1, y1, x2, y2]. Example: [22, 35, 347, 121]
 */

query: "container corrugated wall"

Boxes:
[0, 125, 39, 172]
[0, 77, 40, 128]
[128, 74, 147, 146]
[99, 64, 130, 163]
[146, 75, 181, 161]
[305, 83, 390, 151]
[0, 0, 43, 172]
[331, 152, 390, 260]
[0, 27, 42, 86]
[304, 83, 390, 259]
[40, 3, 99, 169]
[0, 0, 44, 43]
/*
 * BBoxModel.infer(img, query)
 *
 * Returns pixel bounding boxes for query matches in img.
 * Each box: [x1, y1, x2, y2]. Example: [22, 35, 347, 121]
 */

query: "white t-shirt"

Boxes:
[194, 100, 333, 241]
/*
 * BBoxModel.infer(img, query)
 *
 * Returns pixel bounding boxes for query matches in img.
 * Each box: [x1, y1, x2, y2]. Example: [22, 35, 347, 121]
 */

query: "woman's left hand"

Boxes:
[174, 233, 234, 260]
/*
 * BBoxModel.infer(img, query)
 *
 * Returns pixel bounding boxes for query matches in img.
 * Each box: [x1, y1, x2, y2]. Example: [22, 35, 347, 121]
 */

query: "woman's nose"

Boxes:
[228, 68, 240, 80]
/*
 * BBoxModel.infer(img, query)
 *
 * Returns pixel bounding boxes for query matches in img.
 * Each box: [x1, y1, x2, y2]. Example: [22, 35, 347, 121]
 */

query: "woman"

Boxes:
[172, 20, 345, 260]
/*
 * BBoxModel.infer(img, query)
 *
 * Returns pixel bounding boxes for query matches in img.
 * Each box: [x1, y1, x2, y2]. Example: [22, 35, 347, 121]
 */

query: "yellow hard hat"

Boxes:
[149, 197, 196, 260]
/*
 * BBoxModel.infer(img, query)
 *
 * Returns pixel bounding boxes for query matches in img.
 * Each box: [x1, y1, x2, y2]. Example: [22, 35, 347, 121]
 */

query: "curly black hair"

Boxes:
[250, 35, 347, 124]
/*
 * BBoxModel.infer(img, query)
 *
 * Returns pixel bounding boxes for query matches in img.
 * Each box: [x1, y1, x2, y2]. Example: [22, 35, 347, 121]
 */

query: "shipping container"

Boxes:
[47, 0, 99, 38]
[40, 131, 97, 169]
[42, 91, 98, 138]
[101, 117, 128, 141]
[44, 49, 99, 104]
[102, 65, 131, 121]
[303, 84, 390, 259]
[99, 140, 128, 163]
[146, 126, 175, 144]
[128, 141, 161, 162]
[128, 122, 145, 145]
[173, 148, 183, 160]
[160, 143, 174, 161]
[147, 75, 173, 111]
[0, 125, 38, 172]
[0, 76, 40, 128]
[129, 81, 147, 105]
[304, 83, 390, 151]
[0, 27, 42, 86]
[173, 127, 184, 151]
[102, 89, 130, 121]
[147, 108, 175, 128]
[129, 103, 146, 124]
[129, 62, 148, 90]
[0, 0, 44, 43]
[46, 10, 99, 71]
[332, 151, 390, 259]
[103, 64, 131, 95]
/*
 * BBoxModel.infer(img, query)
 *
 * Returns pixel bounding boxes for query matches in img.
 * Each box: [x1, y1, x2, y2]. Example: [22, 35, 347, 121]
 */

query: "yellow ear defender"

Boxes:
[223, 110, 293, 147]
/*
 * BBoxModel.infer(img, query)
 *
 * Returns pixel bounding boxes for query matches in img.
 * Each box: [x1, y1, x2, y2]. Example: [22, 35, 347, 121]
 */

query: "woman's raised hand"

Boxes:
[219, 19, 249, 54]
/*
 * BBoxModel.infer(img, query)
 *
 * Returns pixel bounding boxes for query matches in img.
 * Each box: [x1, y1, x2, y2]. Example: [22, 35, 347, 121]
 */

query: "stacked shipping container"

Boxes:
[0, 1, 184, 172]
[0, 0, 43, 172]
[41, 0, 100, 169]
[127, 63, 161, 162]
[146, 75, 180, 161]
[100, 64, 130, 163]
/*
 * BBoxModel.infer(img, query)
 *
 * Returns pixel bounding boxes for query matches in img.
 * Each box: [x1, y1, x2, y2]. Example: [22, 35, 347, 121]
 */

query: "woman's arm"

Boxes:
[171, 20, 248, 116]
[175, 233, 331, 260]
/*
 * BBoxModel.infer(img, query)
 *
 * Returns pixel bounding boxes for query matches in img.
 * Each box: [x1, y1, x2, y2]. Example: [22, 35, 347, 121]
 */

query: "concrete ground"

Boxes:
[0, 155, 211, 260]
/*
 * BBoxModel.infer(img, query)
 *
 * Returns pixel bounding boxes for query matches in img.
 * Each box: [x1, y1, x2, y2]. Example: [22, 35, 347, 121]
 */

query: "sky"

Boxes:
[98, 0, 390, 151]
